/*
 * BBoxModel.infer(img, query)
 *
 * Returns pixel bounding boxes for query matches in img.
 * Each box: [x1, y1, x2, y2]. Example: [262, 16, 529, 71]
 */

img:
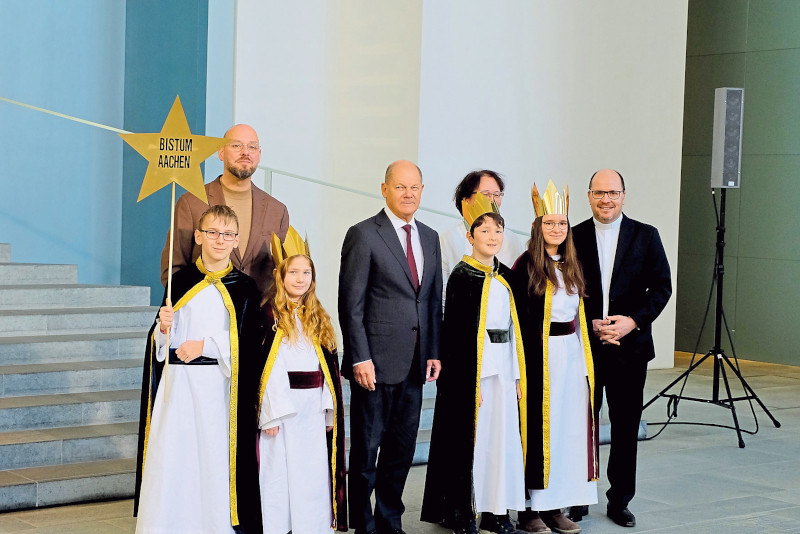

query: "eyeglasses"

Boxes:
[228, 142, 260, 152]
[474, 190, 504, 200]
[542, 221, 569, 230]
[589, 190, 624, 200]
[199, 229, 238, 241]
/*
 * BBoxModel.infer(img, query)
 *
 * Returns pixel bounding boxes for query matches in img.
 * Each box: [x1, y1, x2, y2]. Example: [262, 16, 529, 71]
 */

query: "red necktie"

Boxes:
[402, 224, 419, 292]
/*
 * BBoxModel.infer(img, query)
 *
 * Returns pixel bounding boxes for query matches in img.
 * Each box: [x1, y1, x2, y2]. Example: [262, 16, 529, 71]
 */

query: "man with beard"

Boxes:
[161, 124, 290, 293]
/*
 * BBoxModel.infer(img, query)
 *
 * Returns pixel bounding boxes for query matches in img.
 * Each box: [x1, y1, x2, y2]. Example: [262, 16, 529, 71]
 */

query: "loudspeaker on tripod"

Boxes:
[710, 87, 744, 188]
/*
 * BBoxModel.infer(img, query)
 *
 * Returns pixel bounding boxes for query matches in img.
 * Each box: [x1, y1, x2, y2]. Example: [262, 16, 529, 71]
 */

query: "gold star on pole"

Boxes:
[119, 95, 229, 203]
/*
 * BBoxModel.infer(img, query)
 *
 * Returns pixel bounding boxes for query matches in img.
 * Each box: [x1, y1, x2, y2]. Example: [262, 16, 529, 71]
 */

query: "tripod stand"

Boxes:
[643, 188, 780, 447]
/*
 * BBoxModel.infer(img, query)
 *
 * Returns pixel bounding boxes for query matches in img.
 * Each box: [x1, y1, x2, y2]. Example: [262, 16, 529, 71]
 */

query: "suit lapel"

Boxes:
[375, 210, 417, 291]
[611, 215, 633, 289]
[578, 219, 602, 290]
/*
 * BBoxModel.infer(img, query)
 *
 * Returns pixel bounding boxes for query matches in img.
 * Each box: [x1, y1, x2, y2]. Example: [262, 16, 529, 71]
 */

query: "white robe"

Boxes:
[258, 321, 335, 534]
[136, 285, 235, 534]
[473, 277, 526, 514]
[527, 264, 598, 510]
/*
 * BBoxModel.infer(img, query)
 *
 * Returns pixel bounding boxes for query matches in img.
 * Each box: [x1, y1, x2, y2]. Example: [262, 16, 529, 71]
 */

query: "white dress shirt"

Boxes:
[593, 216, 622, 319]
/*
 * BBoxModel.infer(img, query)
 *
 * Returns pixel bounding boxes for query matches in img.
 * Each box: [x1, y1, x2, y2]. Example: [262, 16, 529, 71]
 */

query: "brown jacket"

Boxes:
[160, 176, 289, 294]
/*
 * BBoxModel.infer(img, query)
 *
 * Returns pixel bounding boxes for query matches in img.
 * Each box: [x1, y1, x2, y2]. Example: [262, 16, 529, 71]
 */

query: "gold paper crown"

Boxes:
[270, 226, 310, 266]
[532, 180, 569, 217]
[461, 192, 500, 228]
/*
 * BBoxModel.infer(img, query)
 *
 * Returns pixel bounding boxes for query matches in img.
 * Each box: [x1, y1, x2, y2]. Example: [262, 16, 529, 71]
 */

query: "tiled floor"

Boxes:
[1, 353, 798, 533]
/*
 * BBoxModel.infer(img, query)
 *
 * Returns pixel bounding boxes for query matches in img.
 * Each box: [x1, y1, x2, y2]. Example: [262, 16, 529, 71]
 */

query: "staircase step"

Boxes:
[0, 284, 150, 310]
[0, 390, 140, 432]
[0, 359, 142, 397]
[0, 263, 77, 285]
[0, 306, 157, 334]
[0, 330, 148, 365]
[0, 458, 135, 511]
[0, 423, 138, 470]
[0, 244, 9, 262]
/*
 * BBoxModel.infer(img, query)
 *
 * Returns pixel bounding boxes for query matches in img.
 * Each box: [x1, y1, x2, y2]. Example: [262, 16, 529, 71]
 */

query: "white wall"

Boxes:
[232, 1, 688, 368]
[417, 1, 688, 367]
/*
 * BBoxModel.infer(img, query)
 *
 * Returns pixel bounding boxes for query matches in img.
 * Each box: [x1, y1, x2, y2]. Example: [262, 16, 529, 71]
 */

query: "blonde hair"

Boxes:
[263, 255, 337, 352]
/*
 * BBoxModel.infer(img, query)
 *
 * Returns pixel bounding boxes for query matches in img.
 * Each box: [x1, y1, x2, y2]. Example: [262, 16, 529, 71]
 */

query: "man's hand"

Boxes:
[264, 427, 279, 437]
[426, 359, 442, 382]
[158, 299, 174, 333]
[516, 380, 522, 400]
[353, 360, 376, 391]
[591, 318, 611, 339]
[597, 315, 637, 346]
[175, 340, 204, 362]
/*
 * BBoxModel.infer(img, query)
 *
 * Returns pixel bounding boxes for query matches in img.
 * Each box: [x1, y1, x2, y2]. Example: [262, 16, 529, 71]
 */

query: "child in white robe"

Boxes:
[135, 205, 263, 534]
[256, 241, 347, 534]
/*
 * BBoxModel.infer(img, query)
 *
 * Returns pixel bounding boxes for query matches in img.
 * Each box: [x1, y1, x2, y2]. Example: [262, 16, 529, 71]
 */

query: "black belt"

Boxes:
[168, 348, 219, 365]
[549, 320, 576, 337]
[486, 328, 511, 343]
[288, 369, 323, 389]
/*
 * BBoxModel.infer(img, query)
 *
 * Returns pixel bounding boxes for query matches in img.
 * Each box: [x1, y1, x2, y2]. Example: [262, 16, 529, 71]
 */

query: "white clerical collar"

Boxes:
[593, 216, 623, 231]
[384, 207, 418, 231]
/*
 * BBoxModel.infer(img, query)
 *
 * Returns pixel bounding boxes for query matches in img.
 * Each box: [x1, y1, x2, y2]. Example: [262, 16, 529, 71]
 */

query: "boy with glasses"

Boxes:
[136, 204, 264, 533]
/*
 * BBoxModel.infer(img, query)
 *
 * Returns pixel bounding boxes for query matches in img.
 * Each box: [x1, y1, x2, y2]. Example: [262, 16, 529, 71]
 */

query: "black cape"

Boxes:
[420, 256, 528, 525]
[257, 306, 348, 531]
[134, 258, 264, 534]
[511, 253, 598, 490]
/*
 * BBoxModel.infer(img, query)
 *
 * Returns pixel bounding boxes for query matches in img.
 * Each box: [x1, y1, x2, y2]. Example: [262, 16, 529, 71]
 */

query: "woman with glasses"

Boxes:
[440, 170, 526, 310]
[511, 182, 597, 534]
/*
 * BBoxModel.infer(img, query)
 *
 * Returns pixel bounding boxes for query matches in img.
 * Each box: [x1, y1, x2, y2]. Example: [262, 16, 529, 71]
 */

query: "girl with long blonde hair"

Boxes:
[256, 253, 347, 533]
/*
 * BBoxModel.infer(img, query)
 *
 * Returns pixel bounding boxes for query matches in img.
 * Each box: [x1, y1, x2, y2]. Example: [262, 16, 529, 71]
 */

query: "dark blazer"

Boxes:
[338, 209, 443, 384]
[572, 214, 672, 361]
[160, 176, 290, 294]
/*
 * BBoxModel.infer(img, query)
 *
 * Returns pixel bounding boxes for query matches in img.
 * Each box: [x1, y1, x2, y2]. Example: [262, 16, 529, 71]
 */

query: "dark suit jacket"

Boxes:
[572, 214, 672, 361]
[160, 176, 289, 294]
[338, 209, 443, 384]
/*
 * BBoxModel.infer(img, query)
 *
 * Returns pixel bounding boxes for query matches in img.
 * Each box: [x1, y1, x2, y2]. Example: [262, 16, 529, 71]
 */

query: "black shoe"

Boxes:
[566, 505, 588, 522]
[480, 512, 525, 534]
[606, 506, 636, 527]
[453, 519, 480, 534]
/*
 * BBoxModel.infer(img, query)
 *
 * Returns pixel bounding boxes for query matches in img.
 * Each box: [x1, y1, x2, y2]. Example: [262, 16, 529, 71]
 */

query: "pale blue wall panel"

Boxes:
[0, 0, 126, 284]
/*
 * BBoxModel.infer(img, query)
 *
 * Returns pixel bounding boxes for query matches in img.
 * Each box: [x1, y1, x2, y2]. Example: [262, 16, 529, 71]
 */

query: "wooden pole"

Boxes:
[163, 182, 176, 398]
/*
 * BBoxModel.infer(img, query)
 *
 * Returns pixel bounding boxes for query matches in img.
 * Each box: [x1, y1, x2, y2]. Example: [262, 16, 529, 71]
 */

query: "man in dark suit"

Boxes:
[339, 160, 443, 534]
[571, 169, 672, 528]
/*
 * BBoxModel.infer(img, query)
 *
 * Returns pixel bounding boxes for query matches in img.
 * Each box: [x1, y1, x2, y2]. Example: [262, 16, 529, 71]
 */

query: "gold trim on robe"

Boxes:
[461, 255, 528, 471]
[540, 280, 598, 486]
[139, 257, 243, 526]
[257, 330, 342, 527]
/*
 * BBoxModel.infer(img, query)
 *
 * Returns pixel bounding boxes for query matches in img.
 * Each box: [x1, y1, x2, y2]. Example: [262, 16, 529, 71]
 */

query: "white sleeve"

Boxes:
[322, 378, 335, 426]
[155, 316, 175, 363]
[203, 331, 231, 377]
[259, 352, 297, 429]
